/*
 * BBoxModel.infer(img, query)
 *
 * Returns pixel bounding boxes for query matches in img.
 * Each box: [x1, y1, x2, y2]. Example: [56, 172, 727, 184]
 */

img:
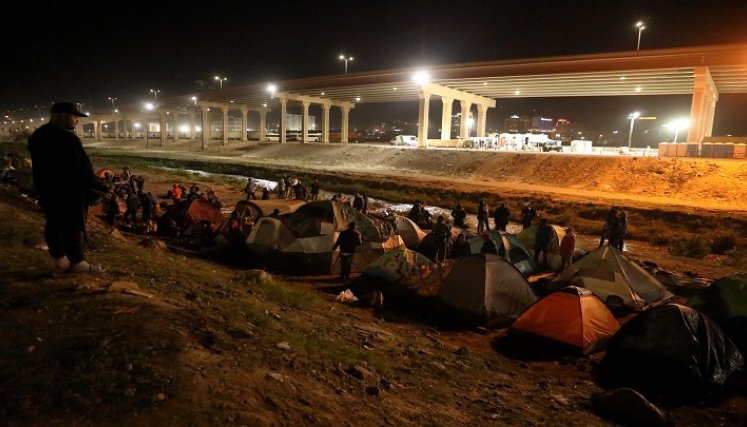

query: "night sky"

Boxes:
[4, 0, 747, 134]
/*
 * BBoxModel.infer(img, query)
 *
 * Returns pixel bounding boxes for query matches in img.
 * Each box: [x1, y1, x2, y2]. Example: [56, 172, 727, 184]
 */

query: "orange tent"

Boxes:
[511, 286, 620, 354]
[96, 168, 116, 179]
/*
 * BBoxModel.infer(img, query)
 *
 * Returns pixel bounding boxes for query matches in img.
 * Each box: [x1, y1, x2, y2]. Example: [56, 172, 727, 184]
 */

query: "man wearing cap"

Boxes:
[27, 102, 109, 273]
[332, 222, 362, 281]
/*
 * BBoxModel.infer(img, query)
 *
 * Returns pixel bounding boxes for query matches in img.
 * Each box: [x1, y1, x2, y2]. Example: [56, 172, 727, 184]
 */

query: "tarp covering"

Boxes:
[600, 304, 744, 397]
[439, 254, 537, 323]
[516, 224, 565, 270]
[96, 168, 116, 178]
[553, 245, 673, 310]
[511, 286, 620, 354]
[468, 230, 535, 276]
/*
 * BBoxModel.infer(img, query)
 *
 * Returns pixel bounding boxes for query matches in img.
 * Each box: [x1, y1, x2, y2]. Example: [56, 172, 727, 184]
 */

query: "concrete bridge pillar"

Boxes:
[159, 114, 167, 146]
[279, 97, 288, 144]
[172, 112, 178, 142]
[302, 101, 310, 143]
[687, 66, 718, 143]
[221, 106, 229, 145]
[201, 108, 209, 150]
[340, 105, 350, 144]
[114, 116, 119, 141]
[94, 120, 102, 142]
[459, 100, 472, 140]
[241, 107, 249, 142]
[417, 91, 431, 148]
[476, 104, 488, 137]
[259, 111, 267, 141]
[322, 104, 330, 144]
[440, 97, 453, 140]
[189, 113, 196, 139]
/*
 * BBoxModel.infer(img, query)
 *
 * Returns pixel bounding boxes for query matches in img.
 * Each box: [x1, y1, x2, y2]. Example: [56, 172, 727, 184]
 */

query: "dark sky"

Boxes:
[3, 0, 747, 134]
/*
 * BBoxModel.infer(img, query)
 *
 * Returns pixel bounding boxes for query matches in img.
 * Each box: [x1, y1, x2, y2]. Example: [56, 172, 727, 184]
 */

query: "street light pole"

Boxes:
[339, 54, 354, 74]
[108, 97, 117, 109]
[214, 75, 227, 90]
[627, 112, 640, 148]
[150, 89, 160, 101]
[636, 21, 646, 51]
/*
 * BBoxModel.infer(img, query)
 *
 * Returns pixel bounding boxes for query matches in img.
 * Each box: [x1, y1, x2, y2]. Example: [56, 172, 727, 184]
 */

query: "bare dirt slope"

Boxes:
[232, 143, 747, 215]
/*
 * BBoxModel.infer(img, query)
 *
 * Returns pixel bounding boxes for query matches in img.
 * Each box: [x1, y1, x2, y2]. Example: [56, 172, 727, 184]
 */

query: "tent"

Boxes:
[688, 274, 747, 351]
[158, 199, 223, 235]
[516, 224, 566, 269]
[553, 245, 673, 310]
[688, 273, 747, 322]
[364, 248, 433, 284]
[282, 200, 394, 242]
[392, 215, 428, 249]
[416, 227, 469, 261]
[511, 286, 620, 354]
[599, 304, 744, 398]
[468, 230, 535, 276]
[439, 254, 537, 323]
[246, 210, 405, 275]
[241, 199, 306, 222]
[96, 168, 116, 179]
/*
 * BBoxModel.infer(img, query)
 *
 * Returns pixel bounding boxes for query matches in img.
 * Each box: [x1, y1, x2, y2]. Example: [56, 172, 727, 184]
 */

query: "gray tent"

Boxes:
[439, 254, 537, 323]
[553, 245, 673, 310]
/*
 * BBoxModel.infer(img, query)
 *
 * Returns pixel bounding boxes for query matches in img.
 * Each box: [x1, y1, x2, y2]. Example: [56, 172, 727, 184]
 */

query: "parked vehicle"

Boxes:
[388, 135, 418, 146]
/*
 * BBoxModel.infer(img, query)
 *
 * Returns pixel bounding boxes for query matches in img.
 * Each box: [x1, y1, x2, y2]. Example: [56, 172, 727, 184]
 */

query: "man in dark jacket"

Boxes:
[534, 218, 555, 268]
[432, 215, 451, 262]
[27, 102, 108, 273]
[451, 203, 467, 228]
[479, 232, 499, 255]
[332, 222, 363, 281]
[493, 203, 511, 231]
[521, 203, 537, 230]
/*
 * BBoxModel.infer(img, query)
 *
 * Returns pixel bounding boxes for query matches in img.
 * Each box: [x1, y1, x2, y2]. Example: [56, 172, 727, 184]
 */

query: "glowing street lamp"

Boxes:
[108, 97, 117, 109]
[149, 89, 160, 101]
[145, 103, 154, 111]
[627, 111, 641, 148]
[214, 75, 227, 89]
[665, 118, 690, 143]
[412, 70, 430, 86]
[635, 21, 646, 51]
[339, 54, 354, 74]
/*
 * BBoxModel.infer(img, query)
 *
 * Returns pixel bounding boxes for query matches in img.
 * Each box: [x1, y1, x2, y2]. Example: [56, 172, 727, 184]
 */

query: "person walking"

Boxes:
[599, 208, 619, 247]
[493, 203, 511, 232]
[310, 179, 320, 201]
[432, 215, 451, 262]
[521, 202, 537, 230]
[277, 177, 286, 199]
[27, 102, 108, 273]
[244, 178, 257, 200]
[451, 203, 467, 228]
[559, 226, 577, 271]
[477, 198, 490, 234]
[332, 222, 362, 281]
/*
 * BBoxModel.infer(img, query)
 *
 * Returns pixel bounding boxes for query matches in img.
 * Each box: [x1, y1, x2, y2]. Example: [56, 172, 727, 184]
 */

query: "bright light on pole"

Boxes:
[339, 54, 354, 74]
[149, 89, 160, 101]
[412, 70, 430, 86]
[628, 111, 641, 148]
[636, 21, 646, 51]
[191, 96, 197, 106]
[665, 118, 690, 143]
[108, 97, 117, 109]
[266, 84, 277, 94]
[214, 75, 227, 89]
[145, 103, 154, 111]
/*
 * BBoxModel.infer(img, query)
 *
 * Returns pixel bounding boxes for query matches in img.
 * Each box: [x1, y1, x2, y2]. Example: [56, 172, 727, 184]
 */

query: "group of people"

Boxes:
[169, 182, 223, 208]
[274, 175, 320, 201]
[474, 198, 517, 233]
[408, 200, 434, 230]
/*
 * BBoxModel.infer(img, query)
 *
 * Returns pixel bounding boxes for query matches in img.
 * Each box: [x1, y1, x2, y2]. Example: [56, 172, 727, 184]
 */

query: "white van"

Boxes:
[388, 135, 418, 146]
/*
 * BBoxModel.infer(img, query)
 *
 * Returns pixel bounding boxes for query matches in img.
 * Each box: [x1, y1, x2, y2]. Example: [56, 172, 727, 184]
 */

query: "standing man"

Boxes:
[244, 178, 257, 200]
[533, 218, 555, 269]
[27, 102, 108, 273]
[521, 202, 537, 230]
[493, 203, 511, 232]
[432, 215, 451, 262]
[310, 179, 320, 201]
[332, 222, 362, 281]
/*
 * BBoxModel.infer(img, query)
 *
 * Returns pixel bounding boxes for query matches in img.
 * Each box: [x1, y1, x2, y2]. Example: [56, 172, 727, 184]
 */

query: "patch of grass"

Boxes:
[284, 330, 392, 372]
[710, 235, 737, 255]
[253, 278, 323, 310]
[670, 235, 711, 259]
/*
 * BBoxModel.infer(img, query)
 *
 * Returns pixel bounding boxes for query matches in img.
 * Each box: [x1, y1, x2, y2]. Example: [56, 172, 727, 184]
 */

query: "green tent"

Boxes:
[516, 224, 566, 270]
[467, 230, 535, 276]
[688, 274, 747, 322]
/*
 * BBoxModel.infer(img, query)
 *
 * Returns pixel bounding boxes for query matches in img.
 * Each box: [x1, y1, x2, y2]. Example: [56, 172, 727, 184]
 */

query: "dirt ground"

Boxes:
[1, 139, 746, 426]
